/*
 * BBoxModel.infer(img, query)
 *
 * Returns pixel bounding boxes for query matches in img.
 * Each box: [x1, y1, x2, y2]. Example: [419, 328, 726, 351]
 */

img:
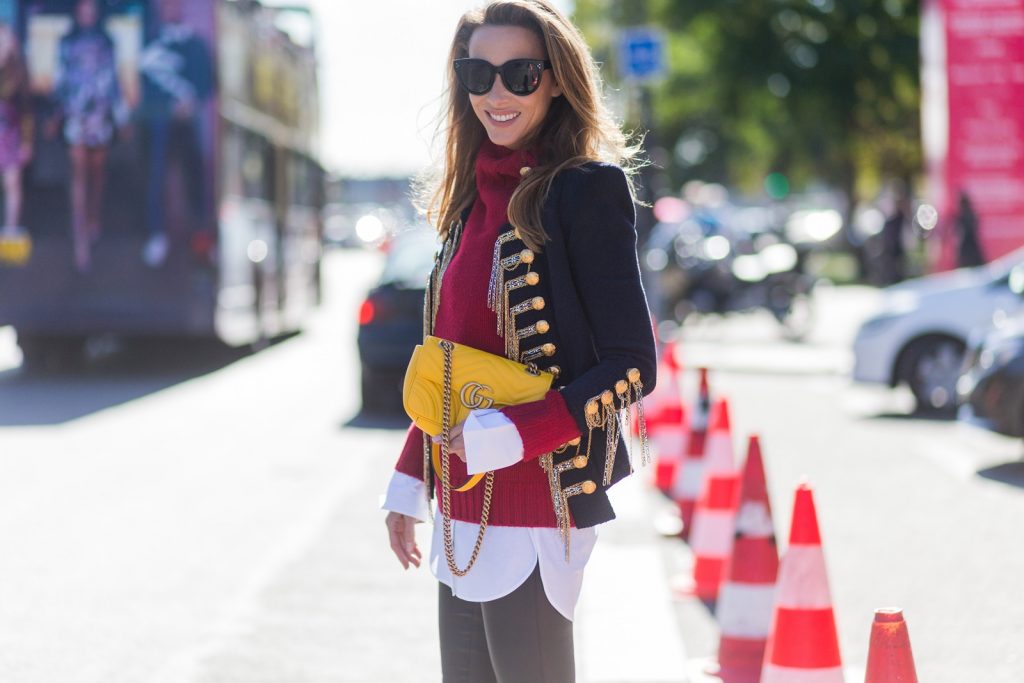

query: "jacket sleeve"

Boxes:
[556, 164, 658, 431]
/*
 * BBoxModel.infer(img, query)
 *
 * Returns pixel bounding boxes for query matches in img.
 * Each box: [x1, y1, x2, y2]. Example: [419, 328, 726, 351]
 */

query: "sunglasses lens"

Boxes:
[503, 60, 542, 95]
[458, 60, 494, 94]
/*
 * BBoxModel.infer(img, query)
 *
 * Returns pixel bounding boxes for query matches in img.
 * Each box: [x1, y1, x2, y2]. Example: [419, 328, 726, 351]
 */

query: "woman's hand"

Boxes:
[431, 421, 467, 463]
[385, 511, 422, 570]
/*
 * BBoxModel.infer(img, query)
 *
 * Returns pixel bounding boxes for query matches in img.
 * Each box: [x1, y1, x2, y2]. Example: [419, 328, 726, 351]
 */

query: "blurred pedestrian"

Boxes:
[955, 190, 984, 268]
[880, 184, 909, 284]
[0, 23, 33, 241]
[48, 0, 129, 273]
[138, 0, 212, 268]
[382, 1, 657, 680]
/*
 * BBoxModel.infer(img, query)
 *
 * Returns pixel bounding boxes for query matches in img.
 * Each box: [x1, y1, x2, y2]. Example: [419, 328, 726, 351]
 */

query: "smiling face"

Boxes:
[466, 24, 562, 150]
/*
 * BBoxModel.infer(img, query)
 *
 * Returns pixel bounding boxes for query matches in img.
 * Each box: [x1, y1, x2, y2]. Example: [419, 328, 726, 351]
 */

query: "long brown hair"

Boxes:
[419, 0, 642, 252]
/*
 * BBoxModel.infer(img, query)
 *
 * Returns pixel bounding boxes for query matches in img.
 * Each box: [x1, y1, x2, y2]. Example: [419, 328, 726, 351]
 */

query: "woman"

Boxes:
[49, 0, 129, 272]
[0, 23, 33, 240]
[382, 1, 657, 680]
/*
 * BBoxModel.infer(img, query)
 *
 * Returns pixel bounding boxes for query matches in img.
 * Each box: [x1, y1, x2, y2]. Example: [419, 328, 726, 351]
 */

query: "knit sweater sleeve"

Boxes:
[395, 423, 425, 480]
[499, 388, 580, 461]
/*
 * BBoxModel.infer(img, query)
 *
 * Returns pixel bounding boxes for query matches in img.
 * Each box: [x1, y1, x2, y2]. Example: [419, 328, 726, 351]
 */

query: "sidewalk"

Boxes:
[143, 425, 690, 683]
[576, 473, 690, 683]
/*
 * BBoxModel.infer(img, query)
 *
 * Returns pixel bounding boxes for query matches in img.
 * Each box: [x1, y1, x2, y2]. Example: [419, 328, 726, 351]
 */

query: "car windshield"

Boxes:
[379, 229, 438, 289]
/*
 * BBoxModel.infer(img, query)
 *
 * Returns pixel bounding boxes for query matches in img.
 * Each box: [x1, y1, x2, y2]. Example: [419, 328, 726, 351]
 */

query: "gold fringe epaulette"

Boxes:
[487, 229, 522, 329]
[570, 368, 652, 488]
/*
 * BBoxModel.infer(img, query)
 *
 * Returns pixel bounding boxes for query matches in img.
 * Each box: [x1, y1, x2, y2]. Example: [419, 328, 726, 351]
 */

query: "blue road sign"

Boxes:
[617, 27, 667, 82]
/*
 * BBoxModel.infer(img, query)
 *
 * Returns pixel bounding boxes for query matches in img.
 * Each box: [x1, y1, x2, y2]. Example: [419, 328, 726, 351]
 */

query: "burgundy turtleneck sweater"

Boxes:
[393, 139, 581, 527]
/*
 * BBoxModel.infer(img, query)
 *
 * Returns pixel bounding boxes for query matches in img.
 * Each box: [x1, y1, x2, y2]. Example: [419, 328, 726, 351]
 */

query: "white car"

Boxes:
[853, 248, 1024, 412]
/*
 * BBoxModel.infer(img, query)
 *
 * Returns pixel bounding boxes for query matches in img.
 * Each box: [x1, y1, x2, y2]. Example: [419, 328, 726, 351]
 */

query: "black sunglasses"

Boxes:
[453, 58, 553, 96]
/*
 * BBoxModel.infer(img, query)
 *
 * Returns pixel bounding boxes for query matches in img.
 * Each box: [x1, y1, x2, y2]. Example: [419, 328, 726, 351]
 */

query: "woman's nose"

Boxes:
[485, 76, 513, 102]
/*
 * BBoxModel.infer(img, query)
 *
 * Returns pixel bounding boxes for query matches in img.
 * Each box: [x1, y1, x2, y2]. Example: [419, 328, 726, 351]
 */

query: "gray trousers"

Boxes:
[438, 564, 575, 683]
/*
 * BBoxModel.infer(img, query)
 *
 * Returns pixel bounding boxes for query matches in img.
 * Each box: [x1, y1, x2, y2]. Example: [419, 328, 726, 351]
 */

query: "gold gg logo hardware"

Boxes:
[460, 382, 495, 409]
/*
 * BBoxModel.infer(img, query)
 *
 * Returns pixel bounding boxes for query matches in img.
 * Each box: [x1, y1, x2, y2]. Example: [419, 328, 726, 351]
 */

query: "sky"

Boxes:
[283, 0, 573, 178]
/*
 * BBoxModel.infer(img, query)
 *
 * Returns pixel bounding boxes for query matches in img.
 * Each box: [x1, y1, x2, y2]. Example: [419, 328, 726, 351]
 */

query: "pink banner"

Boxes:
[932, 0, 1024, 268]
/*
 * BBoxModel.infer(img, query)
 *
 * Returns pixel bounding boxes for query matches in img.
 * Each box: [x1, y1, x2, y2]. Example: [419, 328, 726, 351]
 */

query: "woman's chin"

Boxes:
[485, 128, 525, 150]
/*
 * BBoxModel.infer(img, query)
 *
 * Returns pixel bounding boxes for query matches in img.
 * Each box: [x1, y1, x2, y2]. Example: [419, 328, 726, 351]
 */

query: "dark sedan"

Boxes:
[356, 228, 438, 414]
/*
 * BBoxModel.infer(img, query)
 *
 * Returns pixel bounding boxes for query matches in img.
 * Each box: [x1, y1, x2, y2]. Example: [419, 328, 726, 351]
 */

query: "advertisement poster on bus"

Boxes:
[923, 0, 1024, 270]
[0, 0, 216, 284]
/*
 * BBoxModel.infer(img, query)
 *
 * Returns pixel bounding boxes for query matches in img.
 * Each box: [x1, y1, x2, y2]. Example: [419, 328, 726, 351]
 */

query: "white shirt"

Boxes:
[381, 409, 597, 621]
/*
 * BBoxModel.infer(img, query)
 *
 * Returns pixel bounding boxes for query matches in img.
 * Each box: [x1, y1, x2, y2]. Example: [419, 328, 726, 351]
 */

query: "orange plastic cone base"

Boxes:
[865, 608, 919, 683]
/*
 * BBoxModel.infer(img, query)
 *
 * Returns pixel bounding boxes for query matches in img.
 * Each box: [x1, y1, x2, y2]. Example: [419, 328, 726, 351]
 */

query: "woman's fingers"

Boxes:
[430, 424, 468, 463]
[389, 535, 410, 570]
[385, 512, 420, 570]
[450, 428, 467, 462]
[400, 515, 422, 568]
[448, 422, 466, 462]
[386, 519, 410, 569]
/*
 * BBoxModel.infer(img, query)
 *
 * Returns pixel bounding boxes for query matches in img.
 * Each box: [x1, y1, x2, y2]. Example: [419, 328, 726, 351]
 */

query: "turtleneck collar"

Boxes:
[475, 137, 539, 189]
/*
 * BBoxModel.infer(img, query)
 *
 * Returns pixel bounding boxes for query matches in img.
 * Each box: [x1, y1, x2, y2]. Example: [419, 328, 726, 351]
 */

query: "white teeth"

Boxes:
[490, 112, 520, 122]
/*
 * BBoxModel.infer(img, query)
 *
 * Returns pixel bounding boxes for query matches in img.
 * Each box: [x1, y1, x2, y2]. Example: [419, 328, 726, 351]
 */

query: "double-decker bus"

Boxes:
[0, 0, 323, 365]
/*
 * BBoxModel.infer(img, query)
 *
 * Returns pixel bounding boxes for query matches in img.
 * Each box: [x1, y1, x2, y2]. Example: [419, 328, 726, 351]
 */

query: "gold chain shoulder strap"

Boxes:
[439, 339, 493, 576]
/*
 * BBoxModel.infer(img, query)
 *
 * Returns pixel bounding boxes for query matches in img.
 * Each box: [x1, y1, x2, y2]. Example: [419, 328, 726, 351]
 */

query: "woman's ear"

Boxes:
[551, 79, 563, 98]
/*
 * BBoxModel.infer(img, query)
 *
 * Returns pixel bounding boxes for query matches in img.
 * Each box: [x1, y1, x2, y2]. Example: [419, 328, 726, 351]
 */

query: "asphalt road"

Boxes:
[670, 291, 1024, 683]
[0, 250, 1021, 682]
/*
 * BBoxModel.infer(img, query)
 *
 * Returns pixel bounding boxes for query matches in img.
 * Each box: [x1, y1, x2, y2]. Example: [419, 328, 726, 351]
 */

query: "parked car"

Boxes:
[356, 228, 437, 414]
[852, 247, 1024, 413]
[957, 267, 1024, 436]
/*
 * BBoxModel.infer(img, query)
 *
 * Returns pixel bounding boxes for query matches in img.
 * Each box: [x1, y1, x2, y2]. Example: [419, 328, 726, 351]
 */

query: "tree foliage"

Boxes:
[575, 0, 921, 199]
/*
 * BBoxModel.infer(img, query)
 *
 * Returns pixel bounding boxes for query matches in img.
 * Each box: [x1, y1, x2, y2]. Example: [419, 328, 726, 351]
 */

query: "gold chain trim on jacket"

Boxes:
[487, 229, 519, 327]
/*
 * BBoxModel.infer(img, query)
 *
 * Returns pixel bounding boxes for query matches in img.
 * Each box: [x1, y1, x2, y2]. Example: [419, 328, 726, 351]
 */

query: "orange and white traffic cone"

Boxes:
[647, 341, 688, 493]
[865, 608, 918, 683]
[709, 435, 778, 683]
[670, 367, 711, 538]
[674, 397, 739, 601]
[762, 483, 844, 683]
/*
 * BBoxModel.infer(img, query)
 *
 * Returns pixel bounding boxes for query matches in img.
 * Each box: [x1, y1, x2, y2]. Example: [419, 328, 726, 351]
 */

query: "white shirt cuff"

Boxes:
[380, 470, 431, 522]
[463, 408, 524, 475]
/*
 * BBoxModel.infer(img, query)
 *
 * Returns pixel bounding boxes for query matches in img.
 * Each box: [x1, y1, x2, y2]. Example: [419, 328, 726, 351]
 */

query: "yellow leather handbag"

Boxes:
[402, 335, 554, 491]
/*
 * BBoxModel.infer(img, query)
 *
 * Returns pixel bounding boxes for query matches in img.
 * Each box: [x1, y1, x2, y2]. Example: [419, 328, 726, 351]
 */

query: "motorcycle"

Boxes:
[643, 211, 819, 341]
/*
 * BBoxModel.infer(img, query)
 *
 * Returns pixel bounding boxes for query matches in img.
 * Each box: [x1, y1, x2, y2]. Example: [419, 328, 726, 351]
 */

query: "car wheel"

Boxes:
[900, 336, 966, 415]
